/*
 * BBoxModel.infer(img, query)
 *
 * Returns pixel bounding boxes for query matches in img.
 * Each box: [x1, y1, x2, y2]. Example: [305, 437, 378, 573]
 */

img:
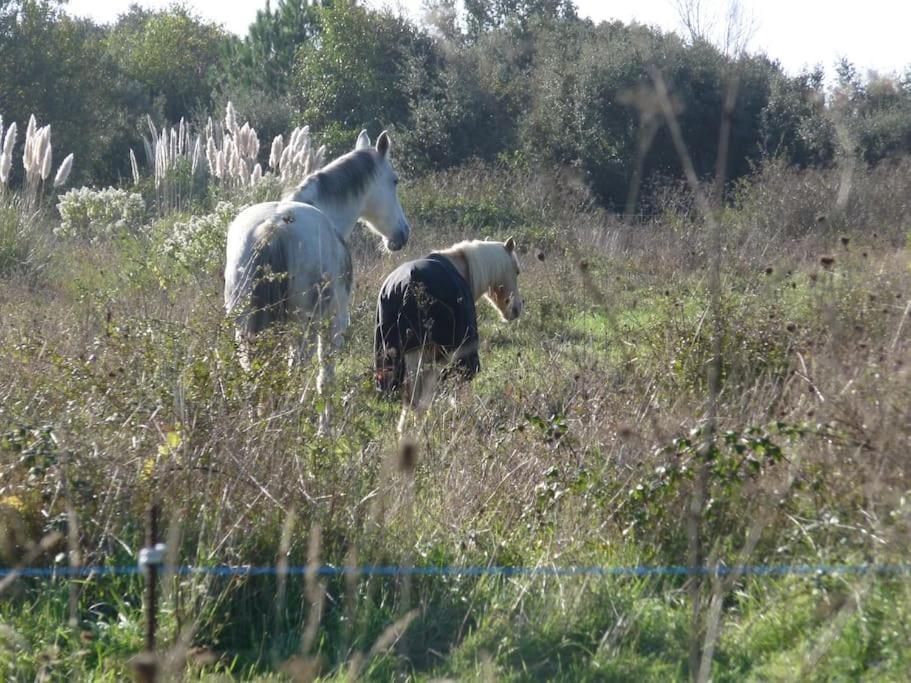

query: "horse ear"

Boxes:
[355, 129, 371, 150]
[505, 237, 516, 253]
[376, 130, 391, 157]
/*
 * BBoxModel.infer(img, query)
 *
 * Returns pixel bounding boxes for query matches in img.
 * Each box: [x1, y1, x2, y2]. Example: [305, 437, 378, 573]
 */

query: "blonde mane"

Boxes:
[438, 239, 518, 300]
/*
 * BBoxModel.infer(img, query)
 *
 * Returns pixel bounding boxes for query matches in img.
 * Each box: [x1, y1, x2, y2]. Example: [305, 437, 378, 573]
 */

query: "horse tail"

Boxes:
[244, 220, 290, 337]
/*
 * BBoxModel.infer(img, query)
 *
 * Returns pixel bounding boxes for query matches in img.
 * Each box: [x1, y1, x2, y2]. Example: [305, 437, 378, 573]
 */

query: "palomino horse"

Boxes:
[373, 238, 523, 431]
[225, 130, 410, 418]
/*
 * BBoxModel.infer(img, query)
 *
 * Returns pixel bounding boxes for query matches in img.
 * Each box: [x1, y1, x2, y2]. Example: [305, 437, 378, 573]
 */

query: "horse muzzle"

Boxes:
[386, 224, 410, 252]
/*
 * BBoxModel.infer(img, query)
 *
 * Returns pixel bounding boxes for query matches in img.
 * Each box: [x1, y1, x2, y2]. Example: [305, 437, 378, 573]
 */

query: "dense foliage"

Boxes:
[1, 0, 909, 206]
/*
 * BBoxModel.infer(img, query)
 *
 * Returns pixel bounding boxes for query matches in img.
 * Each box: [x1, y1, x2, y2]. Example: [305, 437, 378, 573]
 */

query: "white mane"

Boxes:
[439, 240, 518, 300]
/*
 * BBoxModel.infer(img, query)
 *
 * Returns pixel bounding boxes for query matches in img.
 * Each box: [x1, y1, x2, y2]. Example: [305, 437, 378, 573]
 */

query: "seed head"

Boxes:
[40, 141, 53, 180]
[225, 101, 237, 134]
[397, 438, 417, 474]
[2, 122, 17, 158]
[53, 153, 74, 187]
[269, 135, 284, 169]
[129, 149, 140, 185]
[0, 153, 10, 185]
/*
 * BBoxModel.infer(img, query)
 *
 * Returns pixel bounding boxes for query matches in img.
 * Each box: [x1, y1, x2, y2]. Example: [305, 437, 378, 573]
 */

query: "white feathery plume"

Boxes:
[129, 149, 140, 185]
[191, 135, 202, 176]
[169, 128, 177, 164]
[279, 145, 292, 171]
[248, 127, 260, 160]
[206, 136, 217, 175]
[313, 144, 327, 169]
[155, 138, 166, 188]
[53, 153, 74, 187]
[178, 118, 186, 156]
[0, 153, 11, 185]
[23, 125, 35, 175]
[269, 135, 284, 169]
[3, 121, 16, 158]
[225, 101, 236, 134]
[39, 131, 53, 180]
[142, 135, 154, 168]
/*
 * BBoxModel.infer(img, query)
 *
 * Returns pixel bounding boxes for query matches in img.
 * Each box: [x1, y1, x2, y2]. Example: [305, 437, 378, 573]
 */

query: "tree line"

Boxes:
[2, 0, 909, 209]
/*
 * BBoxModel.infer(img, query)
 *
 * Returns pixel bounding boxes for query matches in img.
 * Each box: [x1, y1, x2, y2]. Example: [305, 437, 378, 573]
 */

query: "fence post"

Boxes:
[133, 501, 161, 682]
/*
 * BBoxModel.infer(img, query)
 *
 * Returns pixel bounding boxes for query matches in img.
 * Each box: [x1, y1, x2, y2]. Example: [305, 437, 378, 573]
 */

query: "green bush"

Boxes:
[55, 187, 146, 242]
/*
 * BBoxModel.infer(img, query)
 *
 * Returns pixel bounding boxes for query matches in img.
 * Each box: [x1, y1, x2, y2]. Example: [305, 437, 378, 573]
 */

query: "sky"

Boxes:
[67, 0, 911, 79]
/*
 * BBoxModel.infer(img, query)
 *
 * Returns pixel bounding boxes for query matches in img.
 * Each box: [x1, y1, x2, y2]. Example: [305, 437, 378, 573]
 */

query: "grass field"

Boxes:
[1, 157, 910, 680]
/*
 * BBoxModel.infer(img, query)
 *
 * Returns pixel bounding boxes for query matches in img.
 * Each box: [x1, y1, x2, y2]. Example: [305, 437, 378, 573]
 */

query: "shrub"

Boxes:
[55, 187, 146, 242]
[159, 200, 238, 272]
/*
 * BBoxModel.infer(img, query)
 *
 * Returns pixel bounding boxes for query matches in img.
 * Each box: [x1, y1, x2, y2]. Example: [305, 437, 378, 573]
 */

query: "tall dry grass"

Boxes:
[1, 132, 910, 678]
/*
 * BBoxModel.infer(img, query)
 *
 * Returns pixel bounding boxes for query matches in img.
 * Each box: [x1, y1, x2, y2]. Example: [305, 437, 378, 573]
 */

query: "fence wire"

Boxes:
[3, 563, 910, 579]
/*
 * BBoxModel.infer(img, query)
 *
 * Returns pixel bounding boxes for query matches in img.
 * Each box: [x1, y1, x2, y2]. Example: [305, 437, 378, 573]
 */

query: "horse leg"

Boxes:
[289, 316, 318, 369]
[398, 346, 438, 434]
[316, 292, 350, 435]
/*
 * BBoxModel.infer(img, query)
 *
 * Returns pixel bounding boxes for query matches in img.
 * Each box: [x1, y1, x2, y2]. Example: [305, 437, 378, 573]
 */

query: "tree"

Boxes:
[0, 0, 129, 184]
[292, 3, 436, 154]
[108, 6, 232, 122]
[462, 0, 576, 39]
[759, 67, 834, 167]
[233, 0, 321, 95]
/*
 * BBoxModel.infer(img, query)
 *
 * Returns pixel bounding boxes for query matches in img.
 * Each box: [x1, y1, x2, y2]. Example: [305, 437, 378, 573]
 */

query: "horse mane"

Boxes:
[290, 149, 380, 205]
[438, 240, 516, 300]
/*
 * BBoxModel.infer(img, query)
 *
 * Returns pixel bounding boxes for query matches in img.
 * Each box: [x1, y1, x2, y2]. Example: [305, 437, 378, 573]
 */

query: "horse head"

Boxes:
[485, 237, 524, 321]
[356, 130, 410, 252]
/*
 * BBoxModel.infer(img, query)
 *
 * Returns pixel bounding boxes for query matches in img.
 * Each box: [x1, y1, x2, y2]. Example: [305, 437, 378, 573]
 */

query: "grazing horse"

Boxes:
[373, 238, 523, 430]
[224, 130, 410, 417]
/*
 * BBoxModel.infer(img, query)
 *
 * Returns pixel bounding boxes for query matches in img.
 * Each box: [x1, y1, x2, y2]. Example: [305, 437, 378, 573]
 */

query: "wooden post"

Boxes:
[133, 502, 160, 682]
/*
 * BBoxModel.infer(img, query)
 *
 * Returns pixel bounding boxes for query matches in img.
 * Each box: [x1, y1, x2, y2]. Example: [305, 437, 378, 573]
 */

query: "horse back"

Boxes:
[374, 255, 480, 393]
[225, 201, 351, 336]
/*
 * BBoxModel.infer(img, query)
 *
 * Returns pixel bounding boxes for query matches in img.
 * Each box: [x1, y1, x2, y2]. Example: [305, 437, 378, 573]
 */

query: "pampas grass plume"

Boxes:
[41, 141, 54, 180]
[129, 149, 140, 185]
[191, 135, 202, 176]
[225, 101, 236, 134]
[3, 122, 17, 158]
[270, 135, 284, 169]
[0, 152, 11, 185]
[54, 153, 74, 187]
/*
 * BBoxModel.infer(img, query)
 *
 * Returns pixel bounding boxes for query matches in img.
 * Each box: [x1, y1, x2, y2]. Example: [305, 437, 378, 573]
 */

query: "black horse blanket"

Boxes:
[374, 253, 480, 393]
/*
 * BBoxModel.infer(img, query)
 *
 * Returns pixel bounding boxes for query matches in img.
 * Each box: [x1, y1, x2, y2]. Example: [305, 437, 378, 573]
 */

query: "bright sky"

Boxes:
[67, 0, 911, 79]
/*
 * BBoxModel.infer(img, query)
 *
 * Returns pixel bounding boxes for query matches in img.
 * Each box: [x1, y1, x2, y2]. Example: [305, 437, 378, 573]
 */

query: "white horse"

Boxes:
[224, 130, 410, 406]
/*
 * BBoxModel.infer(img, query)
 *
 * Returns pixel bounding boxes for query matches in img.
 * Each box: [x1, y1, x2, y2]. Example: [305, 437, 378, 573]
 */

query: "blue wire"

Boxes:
[2, 564, 910, 579]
